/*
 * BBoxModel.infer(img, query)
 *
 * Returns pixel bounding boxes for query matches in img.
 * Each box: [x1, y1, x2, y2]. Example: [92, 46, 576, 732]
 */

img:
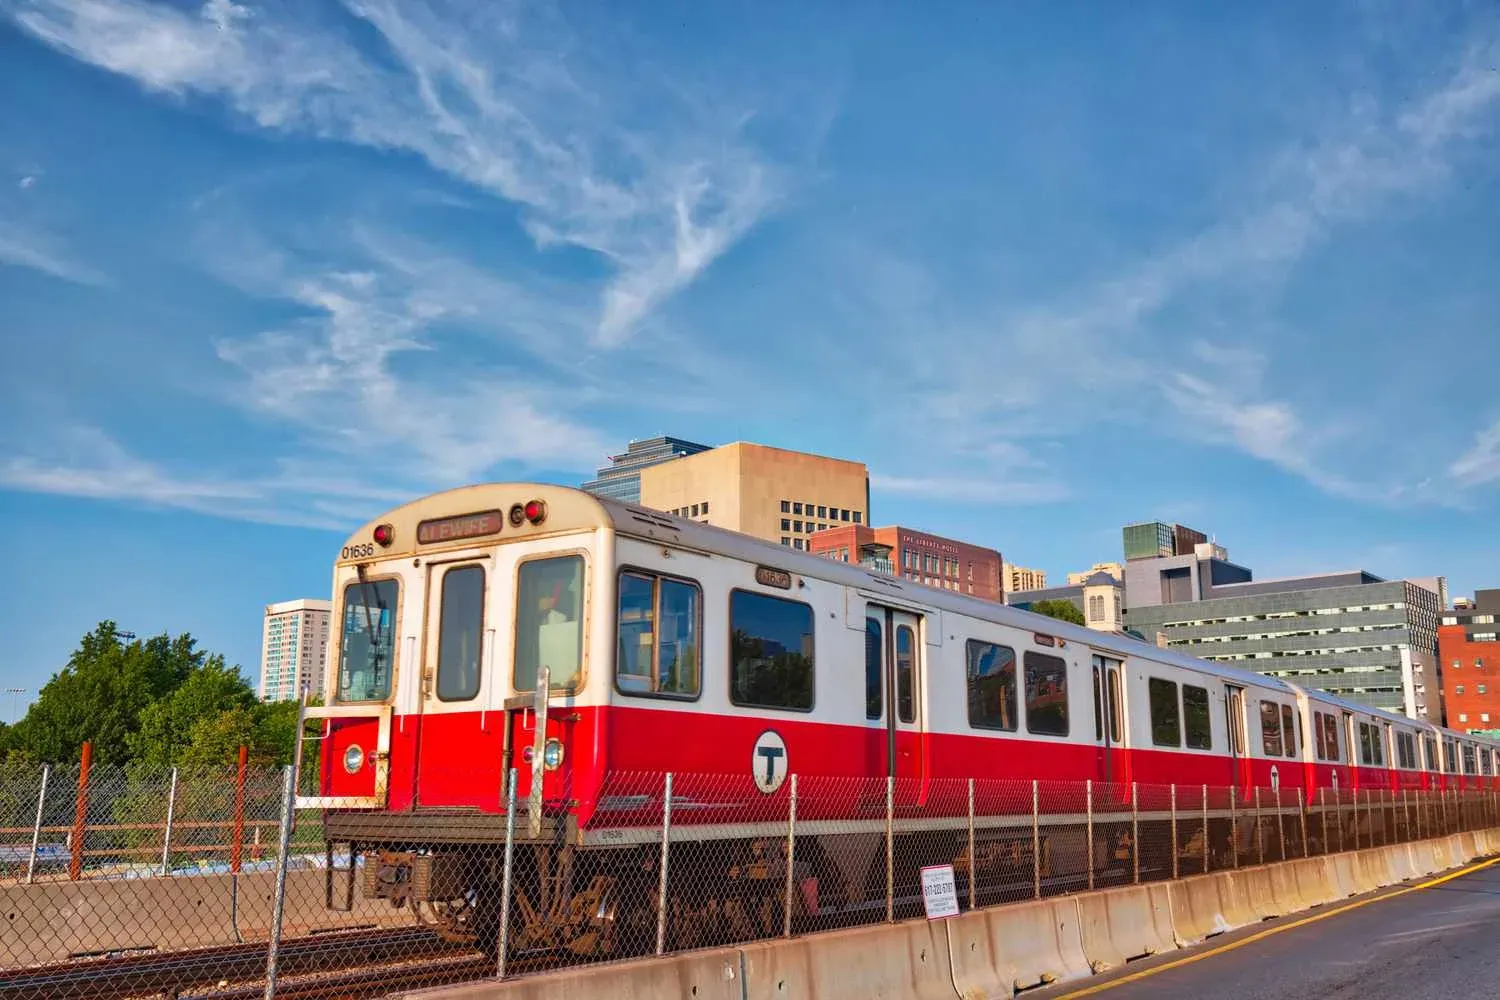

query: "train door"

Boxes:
[1225, 685, 1250, 794]
[868, 605, 929, 805]
[1091, 654, 1126, 787]
[1342, 711, 1357, 789]
[413, 553, 492, 807]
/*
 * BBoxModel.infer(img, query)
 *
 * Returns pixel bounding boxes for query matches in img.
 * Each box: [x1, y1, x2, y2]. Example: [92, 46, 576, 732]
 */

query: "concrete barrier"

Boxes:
[946, 896, 1089, 997]
[1287, 857, 1339, 909]
[1351, 849, 1393, 892]
[393, 949, 745, 1000]
[741, 918, 956, 1000]
[1076, 883, 1176, 973]
[1328, 853, 1362, 897]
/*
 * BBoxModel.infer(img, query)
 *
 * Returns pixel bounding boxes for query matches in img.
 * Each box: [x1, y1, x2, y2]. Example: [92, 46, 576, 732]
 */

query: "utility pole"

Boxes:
[2, 687, 25, 724]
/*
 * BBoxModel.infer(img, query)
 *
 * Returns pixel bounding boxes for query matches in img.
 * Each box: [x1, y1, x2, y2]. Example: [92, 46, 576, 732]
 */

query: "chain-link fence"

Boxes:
[3, 756, 1499, 999]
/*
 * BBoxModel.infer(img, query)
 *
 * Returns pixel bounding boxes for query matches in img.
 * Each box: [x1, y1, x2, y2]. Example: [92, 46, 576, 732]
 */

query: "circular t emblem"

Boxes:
[752, 729, 788, 794]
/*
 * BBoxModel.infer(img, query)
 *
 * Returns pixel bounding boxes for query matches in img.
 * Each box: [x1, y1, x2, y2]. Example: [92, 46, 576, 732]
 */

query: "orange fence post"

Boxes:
[231, 744, 248, 874]
[69, 741, 92, 881]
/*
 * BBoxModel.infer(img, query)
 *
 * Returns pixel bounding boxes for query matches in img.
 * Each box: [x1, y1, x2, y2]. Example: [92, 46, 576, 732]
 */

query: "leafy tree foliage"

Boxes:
[1028, 599, 1087, 627]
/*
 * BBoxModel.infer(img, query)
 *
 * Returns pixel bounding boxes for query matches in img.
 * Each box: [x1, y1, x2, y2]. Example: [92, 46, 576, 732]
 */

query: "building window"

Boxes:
[1460, 713, 1469, 723]
[616, 571, 701, 699]
[853, 511, 862, 524]
[1480, 684, 1488, 695]
[966, 640, 1017, 731]
[793, 502, 803, 515]
[793, 520, 803, 532]
[730, 590, 814, 711]
[701, 501, 709, 515]
[1457, 685, 1466, 695]
[1024, 651, 1068, 736]
[1149, 678, 1181, 747]
[818, 505, 827, 518]
[781, 500, 790, 513]
[781, 518, 791, 531]
[794, 539, 804, 550]
[841, 510, 851, 522]
[781, 537, 791, 546]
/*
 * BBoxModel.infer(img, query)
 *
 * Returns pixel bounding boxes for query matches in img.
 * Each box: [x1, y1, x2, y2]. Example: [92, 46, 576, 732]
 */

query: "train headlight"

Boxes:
[542, 738, 564, 771]
[343, 744, 365, 774]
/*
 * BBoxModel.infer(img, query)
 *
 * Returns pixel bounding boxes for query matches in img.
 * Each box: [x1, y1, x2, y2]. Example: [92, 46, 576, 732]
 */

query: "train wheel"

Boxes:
[415, 893, 483, 945]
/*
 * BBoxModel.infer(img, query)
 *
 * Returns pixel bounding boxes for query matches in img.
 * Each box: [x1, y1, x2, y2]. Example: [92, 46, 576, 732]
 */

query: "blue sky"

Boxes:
[2, 0, 1499, 717]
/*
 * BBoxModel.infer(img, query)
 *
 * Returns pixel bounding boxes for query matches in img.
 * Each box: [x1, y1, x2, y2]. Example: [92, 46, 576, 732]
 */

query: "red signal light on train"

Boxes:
[524, 500, 546, 524]
[372, 523, 394, 547]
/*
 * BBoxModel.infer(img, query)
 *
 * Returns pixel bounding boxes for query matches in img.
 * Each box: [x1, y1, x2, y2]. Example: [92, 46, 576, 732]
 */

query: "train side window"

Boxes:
[967, 640, 1017, 732]
[1281, 704, 1297, 758]
[1149, 678, 1181, 747]
[615, 570, 701, 699]
[1371, 726, 1384, 766]
[436, 565, 485, 701]
[1093, 668, 1103, 741]
[1023, 651, 1069, 737]
[895, 625, 916, 724]
[514, 555, 585, 692]
[1107, 667, 1122, 744]
[865, 617, 883, 720]
[729, 589, 814, 712]
[1183, 685, 1212, 750]
[338, 577, 399, 702]
[1357, 724, 1371, 765]
[1259, 701, 1283, 757]
[1464, 744, 1477, 775]
[1424, 735, 1437, 771]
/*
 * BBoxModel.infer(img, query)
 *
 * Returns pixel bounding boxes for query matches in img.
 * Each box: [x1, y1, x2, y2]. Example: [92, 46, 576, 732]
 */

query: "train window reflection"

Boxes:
[896, 625, 916, 724]
[1149, 678, 1180, 747]
[967, 640, 1017, 732]
[436, 566, 485, 701]
[514, 555, 585, 692]
[865, 618, 883, 721]
[1024, 651, 1068, 737]
[1183, 685, 1212, 750]
[1281, 705, 1297, 758]
[729, 590, 814, 712]
[1259, 702, 1283, 757]
[338, 577, 399, 702]
[616, 571, 701, 699]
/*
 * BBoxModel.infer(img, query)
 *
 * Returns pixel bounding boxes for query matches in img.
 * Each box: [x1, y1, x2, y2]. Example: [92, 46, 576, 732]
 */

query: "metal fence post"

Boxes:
[1276, 787, 1287, 861]
[160, 766, 179, 877]
[656, 773, 674, 956]
[1201, 784, 1209, 873]
[1254, 786, 1264, 866]
[26, 764, 49, 885]
[1170, 784, 1178, 881]
[1086, 779, 1094, 891]
[965, 778, 976, 911]
[1032, 779, 1040, 899]
[496, 768, 517, 978]
[1297, 788, 1307, 858]
[885, 774, 895, 923]
[1229, 784, 1238, 869]
[1321, 788, 1329, 856]
[262, 764, 295, 1000]
[1131, 782, 1140, 884]
[232, 745, 248, 875]
[784, 775, 798, 937]
[69, 741, 92, 881]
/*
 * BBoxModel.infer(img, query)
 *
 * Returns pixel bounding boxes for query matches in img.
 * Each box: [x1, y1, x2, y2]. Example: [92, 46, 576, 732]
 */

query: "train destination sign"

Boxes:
[755, 565, 793, 590]
[417, 510, 505, 545]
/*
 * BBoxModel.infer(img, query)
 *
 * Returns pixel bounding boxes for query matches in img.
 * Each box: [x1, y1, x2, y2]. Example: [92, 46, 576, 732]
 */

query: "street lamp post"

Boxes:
[2, 687, 25, 725]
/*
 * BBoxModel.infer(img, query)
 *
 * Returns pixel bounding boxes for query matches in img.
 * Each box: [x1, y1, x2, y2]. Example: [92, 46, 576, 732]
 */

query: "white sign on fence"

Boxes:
[920, 863, 960, 919]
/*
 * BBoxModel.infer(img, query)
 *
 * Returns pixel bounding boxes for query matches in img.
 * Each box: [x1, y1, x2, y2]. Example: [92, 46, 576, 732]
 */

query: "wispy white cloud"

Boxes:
[1449, 419, 1500, 488]
[872, 473, 1069, 507]
[5, 0, 790, 344]
[0, 222, 105, 284]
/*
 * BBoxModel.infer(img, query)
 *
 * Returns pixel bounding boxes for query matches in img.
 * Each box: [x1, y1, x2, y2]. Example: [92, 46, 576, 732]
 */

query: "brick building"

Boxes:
[1441, 589, 1500, 733]
[808, 525, 1004, 601]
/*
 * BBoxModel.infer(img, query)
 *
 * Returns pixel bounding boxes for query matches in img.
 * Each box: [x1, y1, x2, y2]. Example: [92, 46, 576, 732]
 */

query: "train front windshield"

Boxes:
[339, 577, 399, 702]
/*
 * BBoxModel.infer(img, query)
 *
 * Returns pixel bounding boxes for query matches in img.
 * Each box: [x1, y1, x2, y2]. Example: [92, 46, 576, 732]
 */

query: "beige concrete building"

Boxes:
[1067, 562, 1124, 586]
[1005, 564, 1047, 593]
[639, 441, 870, 549]
[259, 598, 332, 703]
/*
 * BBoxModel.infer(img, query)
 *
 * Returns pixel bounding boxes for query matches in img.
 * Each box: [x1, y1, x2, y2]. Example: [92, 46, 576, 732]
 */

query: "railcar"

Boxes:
[297, 483, 1500, 956]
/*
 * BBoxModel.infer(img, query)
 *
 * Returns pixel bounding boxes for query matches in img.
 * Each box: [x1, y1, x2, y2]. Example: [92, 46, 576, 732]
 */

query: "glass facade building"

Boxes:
[580, 436, 711, 503]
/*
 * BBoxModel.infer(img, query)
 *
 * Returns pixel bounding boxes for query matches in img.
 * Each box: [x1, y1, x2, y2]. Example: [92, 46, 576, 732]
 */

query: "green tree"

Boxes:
[127, 658, 258, 769]
[1028, 599, 1086, 627]
[10, 621, 209, 764]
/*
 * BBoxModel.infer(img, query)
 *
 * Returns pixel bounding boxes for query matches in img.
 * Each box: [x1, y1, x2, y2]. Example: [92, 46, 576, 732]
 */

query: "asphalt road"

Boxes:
[1042, 858, 1500, 1000]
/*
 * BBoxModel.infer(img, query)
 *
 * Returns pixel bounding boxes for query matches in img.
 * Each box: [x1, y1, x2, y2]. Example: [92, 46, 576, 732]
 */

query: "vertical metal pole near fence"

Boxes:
[1086, 779, 1094, 891]
[1032, 780, 1041, 900]
[1298, 789, 1307, 858]
[496, 768, 517, 979]
[1321, 788, 1329, 856]
[1170, 784, 1178, 881]
[1276, 788, 1287, 861]
[1131, 782, 1140, 885]
[656, 773, 674, 956]
[1402, 789, 1410, 843]
[885, 775, 895, 923]
[1416, 788, 1423, 840]
[69, 741, 92, 881]
[1254, 787, 1264, 866]
[784, 775, 798, 937]
[232, 745, 248, 875]
[965, 778, 976, 911]
[1229, 785, 1238, 869]
[27, 764, 49, 885]
[1354, 790, 1360, 851]
[160, 767, 179, 877]
[1201, 785, 1209, 874]
[262, 764, 295, 1000]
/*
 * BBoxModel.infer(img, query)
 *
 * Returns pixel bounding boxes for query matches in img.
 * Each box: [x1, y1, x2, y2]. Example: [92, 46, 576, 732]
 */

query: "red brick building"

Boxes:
[807, 524, 1004, 602]
[1440, 589, 1500, 733]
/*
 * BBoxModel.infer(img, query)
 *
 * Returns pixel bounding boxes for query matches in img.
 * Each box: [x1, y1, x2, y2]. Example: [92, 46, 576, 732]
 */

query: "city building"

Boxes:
[1067, 562, 1124, 586]
[1124, 571, 1444, 721]
[581, 435, 711, 503]
[1122, 521, 1208, 562]
[259, 599, 332, 703]
[808, 525, 1004, 600]
[1007, 572, 1126, 633]
[1005, 565, 1047, 593]
[1440, 589, 1500, 735]
[1123, 542, 1252, 607]
[639, 441, 869, 548]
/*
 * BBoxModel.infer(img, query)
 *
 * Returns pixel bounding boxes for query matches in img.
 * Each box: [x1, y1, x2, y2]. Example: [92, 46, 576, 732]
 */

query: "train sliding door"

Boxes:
[1225, 685, 1251, 793]
[1091, 655, 1126, 787]
[866, 604, 929, 806]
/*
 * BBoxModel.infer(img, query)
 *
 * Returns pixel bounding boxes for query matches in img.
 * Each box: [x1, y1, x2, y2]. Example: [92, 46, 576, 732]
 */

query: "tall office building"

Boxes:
[1005, 565, 1048, 593]
[259, 599, 332, 703]
[639, 441, 869, 548]
[1440, 589, 1500, 734]
[1122, 521, 1209, 562]
[581, 436, 711, 503]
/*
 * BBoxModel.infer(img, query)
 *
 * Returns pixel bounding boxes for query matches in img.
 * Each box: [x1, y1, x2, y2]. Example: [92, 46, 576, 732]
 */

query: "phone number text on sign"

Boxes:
[920, 863, 960, 920]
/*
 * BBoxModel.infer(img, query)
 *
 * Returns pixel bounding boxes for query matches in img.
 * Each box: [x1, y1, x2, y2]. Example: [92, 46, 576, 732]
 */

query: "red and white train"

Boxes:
[298, 483, 1496, 955]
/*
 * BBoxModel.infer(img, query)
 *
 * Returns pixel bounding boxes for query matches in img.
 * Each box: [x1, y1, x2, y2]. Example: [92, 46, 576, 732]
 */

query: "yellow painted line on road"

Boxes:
[1052, 854, 1500, 998]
